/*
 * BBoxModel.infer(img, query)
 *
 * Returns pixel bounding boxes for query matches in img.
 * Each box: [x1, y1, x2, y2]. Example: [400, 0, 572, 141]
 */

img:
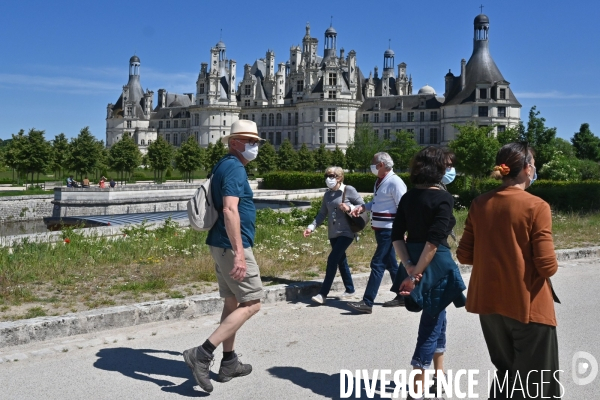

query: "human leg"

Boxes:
[335, 236, 355, 293]
[411, 310, 446, 397]
[361, 229, 392, 307]
[379, 229, 399, 281]
[319, 236, 354, 297]
[479, 314, 514, 399]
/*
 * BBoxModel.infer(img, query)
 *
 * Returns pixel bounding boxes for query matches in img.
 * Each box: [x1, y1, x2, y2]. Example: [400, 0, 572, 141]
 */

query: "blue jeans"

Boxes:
[362, 229, 398, 307]
[411, 310, 447, 369]
[319, 236, 355, 296]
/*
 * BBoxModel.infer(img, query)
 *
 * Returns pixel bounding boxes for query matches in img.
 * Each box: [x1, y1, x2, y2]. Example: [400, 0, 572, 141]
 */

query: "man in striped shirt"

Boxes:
[348, 152, 407, 314]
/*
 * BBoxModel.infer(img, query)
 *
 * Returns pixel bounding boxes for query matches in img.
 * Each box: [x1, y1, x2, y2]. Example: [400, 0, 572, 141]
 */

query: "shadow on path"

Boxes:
[93, 347, 212, 397]
[268, 366, 394, 399]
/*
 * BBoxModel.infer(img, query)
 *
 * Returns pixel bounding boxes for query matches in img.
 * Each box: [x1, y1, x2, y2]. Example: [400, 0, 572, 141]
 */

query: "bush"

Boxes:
[576, 159, 600, 181]
[262, 171, 411, 193]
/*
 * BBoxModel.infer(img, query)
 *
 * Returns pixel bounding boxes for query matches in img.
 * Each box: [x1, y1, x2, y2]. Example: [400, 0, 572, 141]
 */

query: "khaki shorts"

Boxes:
[209, 246, 263, 303]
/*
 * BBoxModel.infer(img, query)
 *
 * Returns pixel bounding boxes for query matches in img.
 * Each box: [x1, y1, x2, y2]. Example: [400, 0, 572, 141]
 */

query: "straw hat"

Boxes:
[220, 120, 263, 144]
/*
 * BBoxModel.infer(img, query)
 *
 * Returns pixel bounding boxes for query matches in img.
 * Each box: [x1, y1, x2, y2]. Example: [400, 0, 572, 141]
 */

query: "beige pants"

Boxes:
[209, 246, 263, 303]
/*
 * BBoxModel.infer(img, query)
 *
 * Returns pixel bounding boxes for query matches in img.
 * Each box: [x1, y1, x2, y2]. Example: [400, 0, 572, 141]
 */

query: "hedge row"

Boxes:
[262, 172, 600, 212]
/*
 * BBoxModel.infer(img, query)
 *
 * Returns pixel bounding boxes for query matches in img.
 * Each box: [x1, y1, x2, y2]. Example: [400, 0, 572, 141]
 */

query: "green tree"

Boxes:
[449, 123, 500, 186]
[522, 106, 557, 171]
[330, 145, 346, 169]
[576, 159, 600, 181]
[554, 138, 576, 159]
[312, 144, 331, 172]
[539, 154, 580, 181]
[571, 123, 600, 161]
[67, 127, 102, 179]
[21, 128, 53, 185]
[147, 136, 174, 183]
[297, 143, 315, 171]
[108, 135, 142, 183]
[207, 140, 227, 171]
[388, 130, 421, 171]
[255, 141, 278, 174]
[5, 130, 27, 183]
[175, 136, 204, 182]
[277, 139, 298, 171]
[51, 133, 69, 179]
[346, 123, 388, 172]
[497, 124, 523, 146]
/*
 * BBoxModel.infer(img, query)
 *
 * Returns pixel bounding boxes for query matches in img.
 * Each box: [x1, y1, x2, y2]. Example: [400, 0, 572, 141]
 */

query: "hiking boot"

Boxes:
[311, 294, 326, 304]
[218, 353, 253, 382]
[347, 300, 373, 314]
[383, 295, 405, 307]
[183, 346, 214, 392]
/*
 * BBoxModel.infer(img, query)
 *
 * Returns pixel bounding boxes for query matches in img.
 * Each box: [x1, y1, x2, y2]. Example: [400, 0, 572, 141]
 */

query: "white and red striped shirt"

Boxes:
[365, 172, 407, 229]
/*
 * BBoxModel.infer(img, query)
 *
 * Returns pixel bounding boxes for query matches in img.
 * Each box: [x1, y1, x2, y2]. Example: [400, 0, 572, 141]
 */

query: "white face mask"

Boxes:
[370, 164, 379, 175]
[239, 142, 259, 161]
[325, 177, 338, 189]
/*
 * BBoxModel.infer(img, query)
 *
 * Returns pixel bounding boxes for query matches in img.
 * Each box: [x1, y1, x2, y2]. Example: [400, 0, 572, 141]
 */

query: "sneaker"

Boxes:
[347, 300, 373, 314]
[338, 291, 355, 299]
[383, 295, 405, 307]
[183, 346, 214, 392]
[218, 353, 253, 382]
[429, 372, 447, 395]
[311, 294, 326, 304]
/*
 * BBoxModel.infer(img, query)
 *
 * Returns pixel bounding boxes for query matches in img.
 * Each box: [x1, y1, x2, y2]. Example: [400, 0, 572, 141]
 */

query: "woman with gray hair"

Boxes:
[303, 166, 365, 304]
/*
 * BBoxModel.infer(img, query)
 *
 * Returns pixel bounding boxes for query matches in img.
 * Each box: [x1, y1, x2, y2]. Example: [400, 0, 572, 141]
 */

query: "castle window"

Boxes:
[419, 129, 425, 144]
[319, 129, 324, 144]
[498, 107, 506, 118]
[429, 128, 438, 144]
[384, 113, 391, 123]
[328, 108, 336, 122]
[244, 84, 251, 96]
[497, 125, 506, 133]
[294, 131, 298, 145]
[268, 113, 274, 126]
[499, 88, 506, 99]
[319, 108, 324, 122]
[396, 112, 402, 122]
[328, 73, 337, 86]
[479, 88, 487, 99]
[159, 121, 163, 129]
[384, 129, 391, 140]
[261, 114, 267, 126]
[182, 120, 186, 128]
[194, 114, 199, 126]
[276, 113, 282, 126]
[126, 105, 132, 116]
[288, 113, 292, 126]
[373, 113, 379, 123]
[252, 114, 255, 121]
[295, 113, 299, 125]
[362, 114, 369, 123]
[328, 91, 336, 99]
[141, 139, 145, 145]
[268, 132, 274, 144]
[478, 106, 489, 117]
[241, 114, 249, 120]
[420, 112, 425, 122]
[430, 111, 438, 121]
[327, 128, 336, 144]
[173, 133, 178, 145]
[166, 133, 171, 143]
[198, 99, 204, 105]
[195, 132, 199, 142]
[296, 80, 304, 92]
[244, 100, 250, 107]
[276, 132, 282, 145]
[374, 129, 379, 138]
[148, 140, 152, 145]
[407, 112, 415, 122]
[166, 121, 171, 128]
[199, 83, 205, 94]
[174, 120, 178, 128]
[126, 121, 132, 128]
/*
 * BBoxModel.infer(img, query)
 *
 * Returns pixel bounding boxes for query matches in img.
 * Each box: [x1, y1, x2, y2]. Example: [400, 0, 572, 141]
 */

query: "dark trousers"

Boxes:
[362, 229, 398, 307]
[319, 236, 355, 296]
[480, 314, 561, 399]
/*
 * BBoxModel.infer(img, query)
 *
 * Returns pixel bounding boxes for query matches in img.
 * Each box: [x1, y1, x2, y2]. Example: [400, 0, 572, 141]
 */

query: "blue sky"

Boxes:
[1, 0, 598, 142]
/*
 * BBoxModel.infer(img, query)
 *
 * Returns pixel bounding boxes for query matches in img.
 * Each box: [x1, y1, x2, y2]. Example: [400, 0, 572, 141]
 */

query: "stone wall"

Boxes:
[0, 195, 54, 222]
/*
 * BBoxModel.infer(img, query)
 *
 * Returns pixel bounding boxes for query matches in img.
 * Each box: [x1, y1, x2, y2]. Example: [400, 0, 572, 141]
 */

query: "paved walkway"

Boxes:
[1, 257, 599, 399]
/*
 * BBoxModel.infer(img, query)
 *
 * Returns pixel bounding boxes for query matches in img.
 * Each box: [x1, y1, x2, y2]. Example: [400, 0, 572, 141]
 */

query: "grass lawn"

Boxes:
[0, 209, 599, 321]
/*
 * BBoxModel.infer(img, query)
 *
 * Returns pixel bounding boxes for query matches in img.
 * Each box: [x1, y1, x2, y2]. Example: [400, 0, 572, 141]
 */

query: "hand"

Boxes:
[398, 277, 416, 296]
[303, 228, 312, 238]
[338, 203, 349, 213]
[229, 255, 247, 282]
[350, 205, 365, 217]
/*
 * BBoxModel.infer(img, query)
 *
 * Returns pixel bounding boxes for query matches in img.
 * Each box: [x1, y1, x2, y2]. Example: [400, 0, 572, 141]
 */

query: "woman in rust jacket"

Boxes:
[457, 142, 561, 399]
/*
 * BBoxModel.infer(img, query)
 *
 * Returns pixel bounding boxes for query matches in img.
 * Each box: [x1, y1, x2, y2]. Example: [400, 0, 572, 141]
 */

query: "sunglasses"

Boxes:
[325, 174, 338, 179]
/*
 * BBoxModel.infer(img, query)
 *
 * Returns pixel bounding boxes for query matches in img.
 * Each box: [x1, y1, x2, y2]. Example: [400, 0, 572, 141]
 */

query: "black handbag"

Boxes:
[342, 186, 368, 233]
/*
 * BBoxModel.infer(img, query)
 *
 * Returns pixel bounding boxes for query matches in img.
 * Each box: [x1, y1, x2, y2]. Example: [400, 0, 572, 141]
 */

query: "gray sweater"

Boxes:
[308, 184, 365, 239]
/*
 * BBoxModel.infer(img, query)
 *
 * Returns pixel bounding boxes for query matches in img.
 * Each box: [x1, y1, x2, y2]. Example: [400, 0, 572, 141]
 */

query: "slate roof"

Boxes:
[358, 95, 443, 112]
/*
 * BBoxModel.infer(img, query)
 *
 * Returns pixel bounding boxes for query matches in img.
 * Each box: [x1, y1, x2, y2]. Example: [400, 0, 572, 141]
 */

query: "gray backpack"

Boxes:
[187, 159, 226, 231]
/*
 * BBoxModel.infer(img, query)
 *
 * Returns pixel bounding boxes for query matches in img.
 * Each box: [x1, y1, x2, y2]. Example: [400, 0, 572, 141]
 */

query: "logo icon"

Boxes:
[572, 351, 598, 386]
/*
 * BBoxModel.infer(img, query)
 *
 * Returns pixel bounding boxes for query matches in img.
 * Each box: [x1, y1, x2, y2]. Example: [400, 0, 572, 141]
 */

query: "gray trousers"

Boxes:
[480, 314, 561, 399]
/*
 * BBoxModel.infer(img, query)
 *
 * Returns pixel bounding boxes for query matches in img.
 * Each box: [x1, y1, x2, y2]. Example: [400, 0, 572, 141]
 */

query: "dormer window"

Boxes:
[199, 83, 205, 94]
[328, 73, 337, 86]
[499, 88, 506, 99]
[479, 88, 487, 99]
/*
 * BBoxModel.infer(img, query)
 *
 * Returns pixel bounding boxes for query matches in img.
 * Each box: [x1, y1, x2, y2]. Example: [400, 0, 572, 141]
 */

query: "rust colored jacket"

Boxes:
[457, 185, 558, 326]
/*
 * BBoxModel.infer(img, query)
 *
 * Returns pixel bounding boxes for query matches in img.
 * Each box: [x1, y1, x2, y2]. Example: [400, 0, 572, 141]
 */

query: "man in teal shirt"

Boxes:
[183, 120, 263, 393]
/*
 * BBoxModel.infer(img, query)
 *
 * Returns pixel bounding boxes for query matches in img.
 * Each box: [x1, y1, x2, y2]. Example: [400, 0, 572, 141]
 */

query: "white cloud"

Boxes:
[514, 90, 600, 99]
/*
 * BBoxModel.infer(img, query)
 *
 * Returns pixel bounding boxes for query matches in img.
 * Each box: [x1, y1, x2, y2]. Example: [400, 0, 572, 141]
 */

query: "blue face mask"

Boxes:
[528, 164, 537, 186]
[442, 167, 456, 185]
